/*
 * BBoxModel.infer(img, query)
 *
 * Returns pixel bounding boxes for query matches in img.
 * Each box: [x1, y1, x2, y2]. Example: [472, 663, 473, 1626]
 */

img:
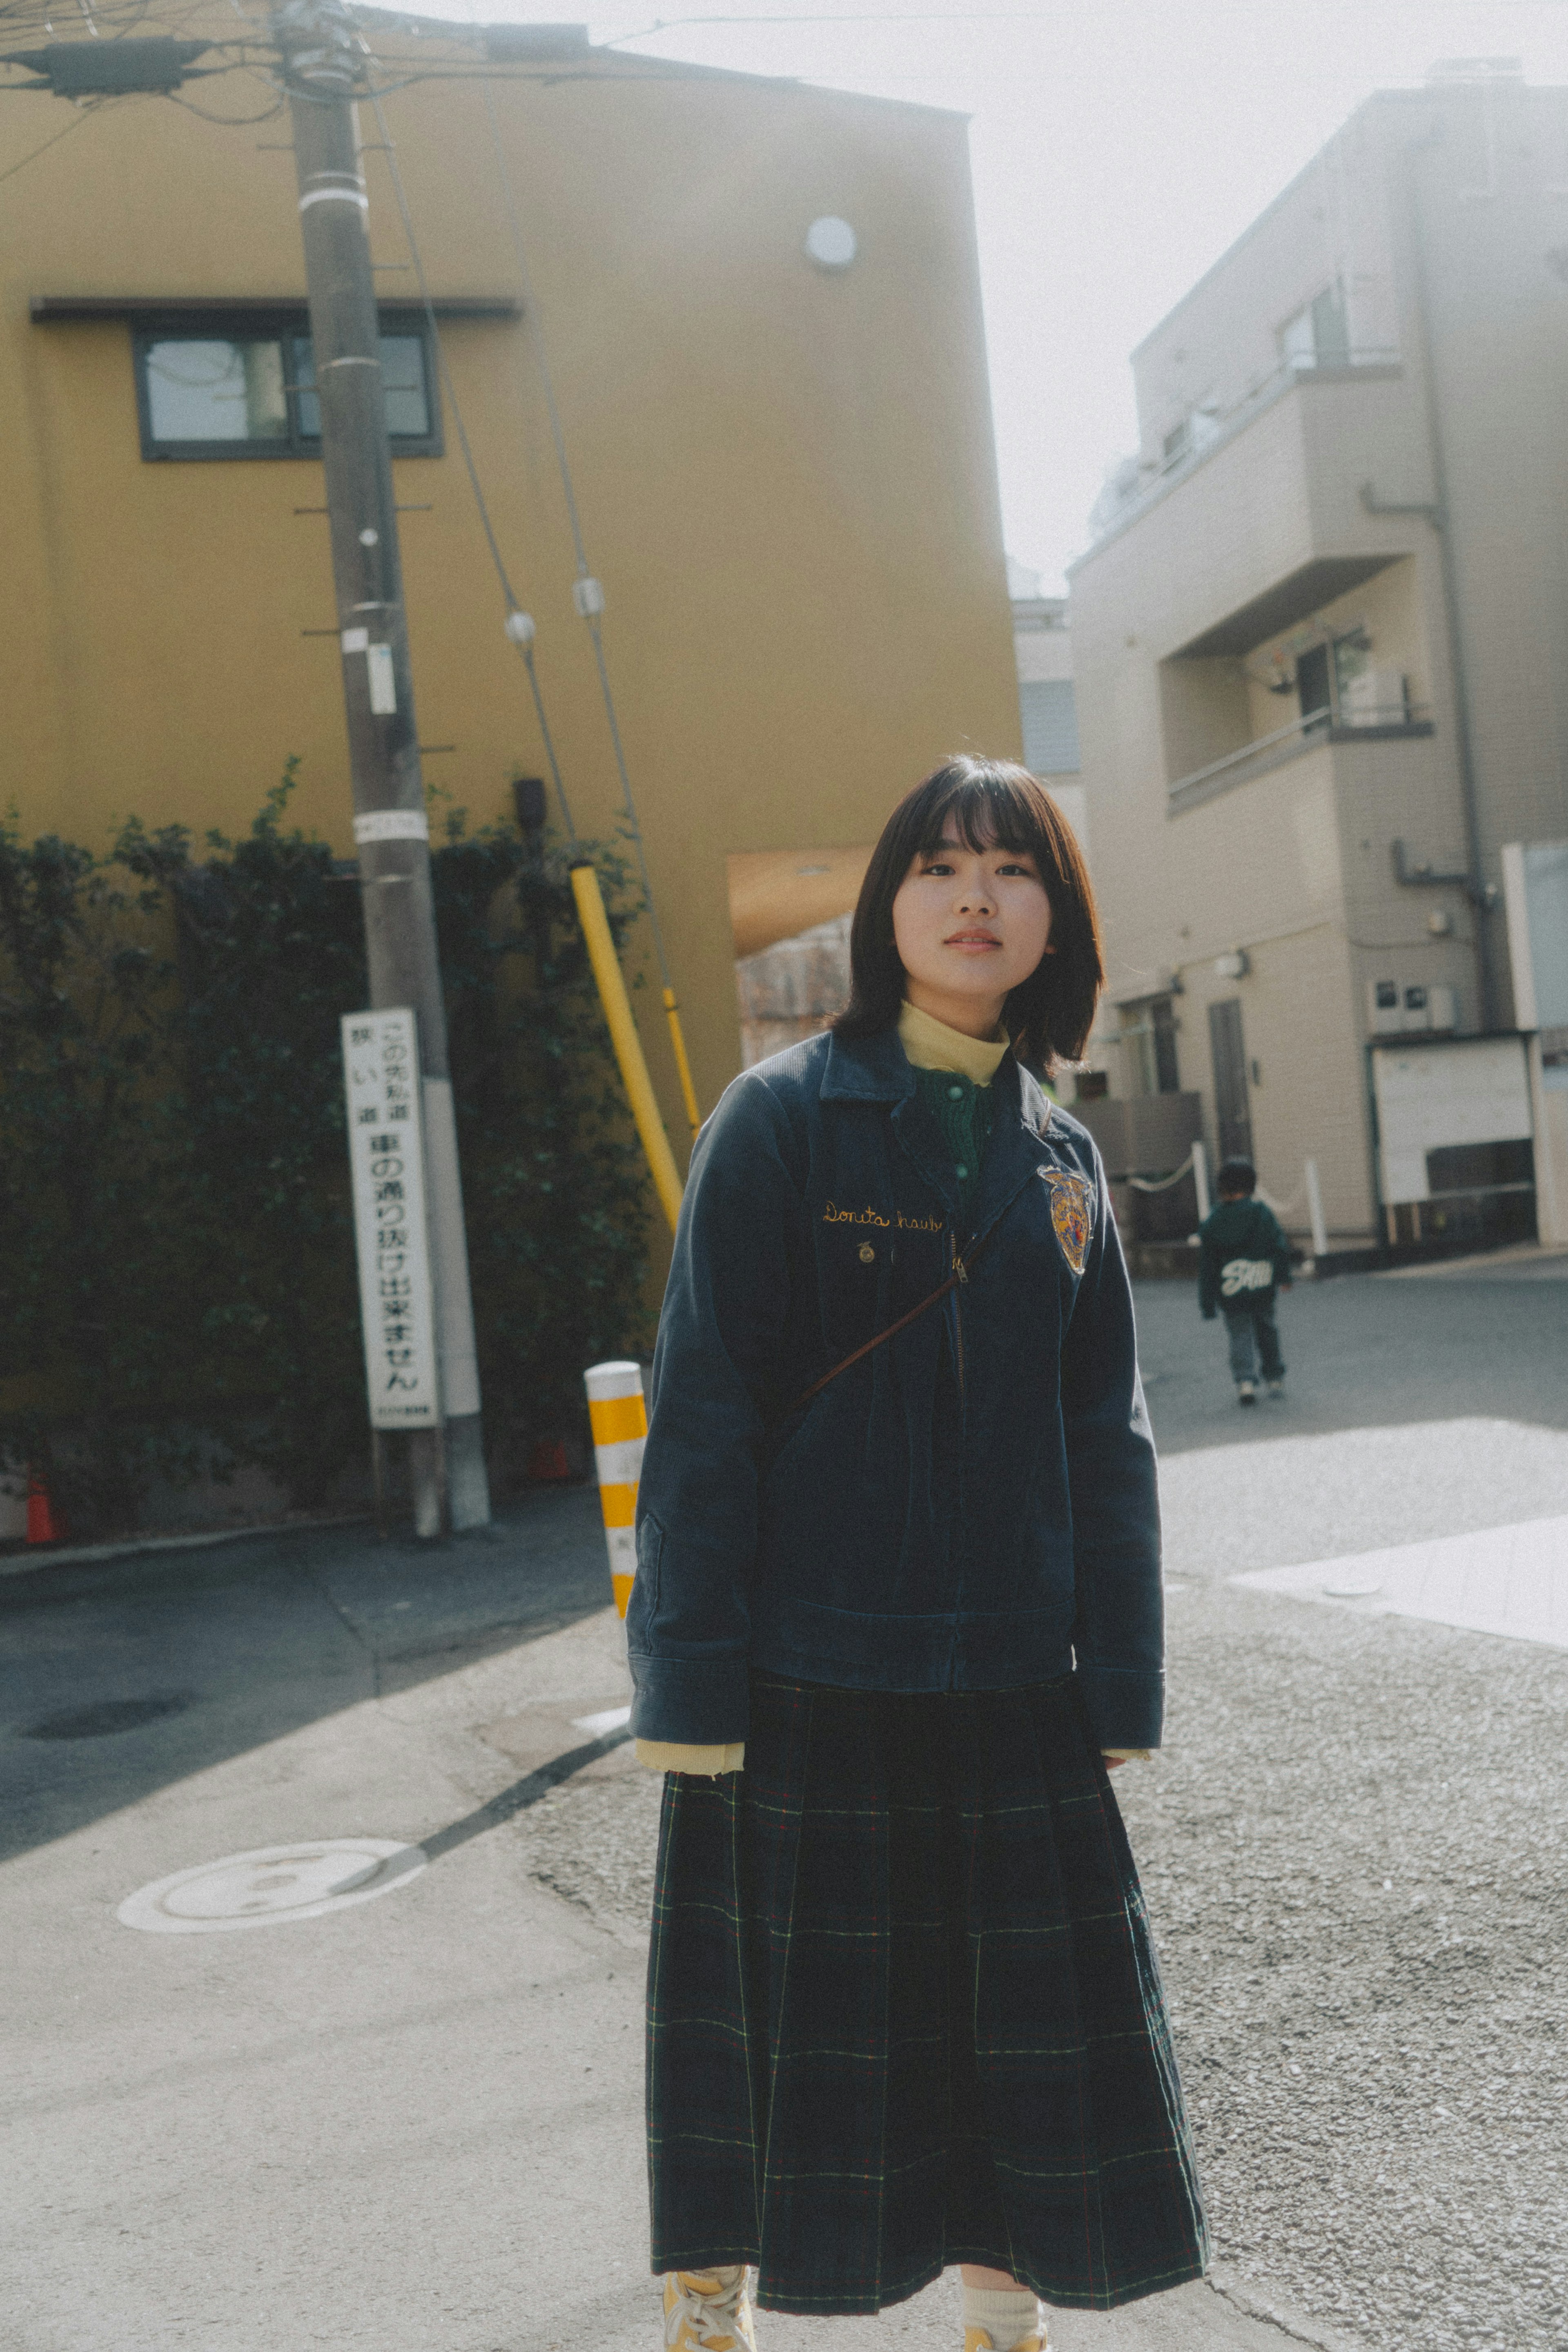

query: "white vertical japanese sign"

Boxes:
[341, 1009, 441, 1427]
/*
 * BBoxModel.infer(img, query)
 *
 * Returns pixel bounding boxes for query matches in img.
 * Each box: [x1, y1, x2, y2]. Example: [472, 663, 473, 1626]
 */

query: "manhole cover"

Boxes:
[24, 1694, 194, 1741]
[118, 1839, 426, 1933]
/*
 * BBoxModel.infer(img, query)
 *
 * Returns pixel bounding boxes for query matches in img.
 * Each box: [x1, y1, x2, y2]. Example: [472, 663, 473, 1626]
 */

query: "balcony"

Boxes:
[1167, 700, 1434, 814]
[1088, 350, 1403, 549]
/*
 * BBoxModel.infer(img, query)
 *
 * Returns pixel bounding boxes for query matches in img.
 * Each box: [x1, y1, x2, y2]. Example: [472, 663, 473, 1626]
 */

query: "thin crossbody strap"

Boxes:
[777, 1224, 1000, 1423]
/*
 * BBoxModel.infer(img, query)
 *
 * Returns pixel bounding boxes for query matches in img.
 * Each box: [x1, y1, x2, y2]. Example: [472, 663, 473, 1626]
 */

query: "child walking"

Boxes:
[627, 758, 1208, 2352]
[1197, 1157, 1294, 1404]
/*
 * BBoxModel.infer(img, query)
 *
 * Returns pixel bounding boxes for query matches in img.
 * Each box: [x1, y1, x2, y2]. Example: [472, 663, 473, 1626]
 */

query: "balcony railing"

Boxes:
[1089, 348, 1403, 547]
[1167, 700, 1434, 812]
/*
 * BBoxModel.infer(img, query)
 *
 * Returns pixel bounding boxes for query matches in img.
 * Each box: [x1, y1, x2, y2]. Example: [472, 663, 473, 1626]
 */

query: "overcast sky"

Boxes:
[407, 0, 1568, 590]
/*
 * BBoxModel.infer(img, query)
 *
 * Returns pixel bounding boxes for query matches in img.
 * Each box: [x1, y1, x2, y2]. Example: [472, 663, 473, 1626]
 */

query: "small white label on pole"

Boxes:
[353, 809, 429, 845]
[366, 642, 398, 714]
[341, 1010, 441, 1427]
[341, 627, 370, 654]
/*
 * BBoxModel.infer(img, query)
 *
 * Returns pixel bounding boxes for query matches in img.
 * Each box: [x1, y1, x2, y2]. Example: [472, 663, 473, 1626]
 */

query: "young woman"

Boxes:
[627, 757, 1207, 2352]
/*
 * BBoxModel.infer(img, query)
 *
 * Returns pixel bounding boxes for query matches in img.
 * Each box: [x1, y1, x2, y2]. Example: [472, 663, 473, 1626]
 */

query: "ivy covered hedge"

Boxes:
[0, 768, 653, 1531]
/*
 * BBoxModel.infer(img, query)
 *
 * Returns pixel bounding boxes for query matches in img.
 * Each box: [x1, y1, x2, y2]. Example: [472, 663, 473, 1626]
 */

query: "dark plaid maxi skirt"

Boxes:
[646, 1674, 1208, 2316]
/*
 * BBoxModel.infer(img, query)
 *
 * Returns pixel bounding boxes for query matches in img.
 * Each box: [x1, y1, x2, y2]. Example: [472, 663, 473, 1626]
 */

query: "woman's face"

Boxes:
[891, 819, 1053, 1034]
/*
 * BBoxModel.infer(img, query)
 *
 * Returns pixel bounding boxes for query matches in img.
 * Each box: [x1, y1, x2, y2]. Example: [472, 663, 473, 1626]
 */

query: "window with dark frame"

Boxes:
[1120, 995, 1181, 1097]
[134, 312, 439, 460]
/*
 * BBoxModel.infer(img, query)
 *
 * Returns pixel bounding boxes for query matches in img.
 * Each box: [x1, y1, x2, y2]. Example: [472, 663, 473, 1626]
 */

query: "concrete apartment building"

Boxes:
[1069, 63, 1568, 1248]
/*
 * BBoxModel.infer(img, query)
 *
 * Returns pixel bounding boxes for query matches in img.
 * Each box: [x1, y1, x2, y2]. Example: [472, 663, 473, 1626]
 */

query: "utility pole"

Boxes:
[277, 0, 490, 1533]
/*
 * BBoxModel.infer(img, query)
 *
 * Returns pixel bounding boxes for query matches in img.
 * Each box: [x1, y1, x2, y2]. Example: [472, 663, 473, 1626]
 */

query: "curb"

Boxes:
[0, 1510, 372, 1581]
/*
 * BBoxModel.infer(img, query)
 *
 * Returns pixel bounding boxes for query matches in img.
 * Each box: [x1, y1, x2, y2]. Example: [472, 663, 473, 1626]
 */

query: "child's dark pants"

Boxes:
[1223, 1299, 1284, 1384]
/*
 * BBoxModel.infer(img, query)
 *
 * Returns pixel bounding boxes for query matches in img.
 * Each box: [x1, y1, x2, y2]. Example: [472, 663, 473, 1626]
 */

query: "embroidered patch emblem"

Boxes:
[1042, 1170, 1094, 1276]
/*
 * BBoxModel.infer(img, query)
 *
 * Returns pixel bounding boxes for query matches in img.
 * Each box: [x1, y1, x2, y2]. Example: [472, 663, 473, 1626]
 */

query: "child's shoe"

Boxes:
[965, 2333, 1049, 2352]
[1237, 1380, 1257, 1406]
[1265, 1378, 1285, 1398]
[664, 2268, 755, 2352]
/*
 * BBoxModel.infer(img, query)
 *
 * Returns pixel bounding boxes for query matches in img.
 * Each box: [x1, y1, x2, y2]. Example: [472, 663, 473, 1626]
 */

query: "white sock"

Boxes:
[962, 2283, 1040, 2348]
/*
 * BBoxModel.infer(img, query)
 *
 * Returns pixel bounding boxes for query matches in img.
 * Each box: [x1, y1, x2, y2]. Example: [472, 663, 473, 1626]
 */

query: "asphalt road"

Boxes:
[0, 1255, 1564, 2352]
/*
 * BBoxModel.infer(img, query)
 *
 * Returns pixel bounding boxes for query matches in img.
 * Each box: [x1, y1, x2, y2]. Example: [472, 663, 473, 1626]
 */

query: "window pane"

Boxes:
[145, 338, 288, 442]
[291, 332, 429, 441]
[379, 335, 430, 437]
[290, 334, 321, 439]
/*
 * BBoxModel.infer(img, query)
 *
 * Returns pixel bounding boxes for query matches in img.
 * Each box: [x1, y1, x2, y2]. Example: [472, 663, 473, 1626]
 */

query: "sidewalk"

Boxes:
[3, 1251, 1565, 2352]
[0, 1502, 1326, 2352]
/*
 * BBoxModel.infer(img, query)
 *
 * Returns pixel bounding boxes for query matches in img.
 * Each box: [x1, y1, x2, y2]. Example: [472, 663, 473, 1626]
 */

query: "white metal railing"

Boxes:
[1171, 709, 1332, 796]
[1120, 1141, 1331, 1259]
[1169, 702, 1429, 801]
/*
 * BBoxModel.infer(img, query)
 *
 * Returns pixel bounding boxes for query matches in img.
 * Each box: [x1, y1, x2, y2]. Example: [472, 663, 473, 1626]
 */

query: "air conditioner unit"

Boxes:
[1370, 979, 1403, 1034]
[1341, 667, 1409, 727]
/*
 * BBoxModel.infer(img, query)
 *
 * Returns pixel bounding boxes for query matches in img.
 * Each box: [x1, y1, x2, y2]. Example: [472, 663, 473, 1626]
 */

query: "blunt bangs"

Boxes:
[833, 756, 1105, 1073]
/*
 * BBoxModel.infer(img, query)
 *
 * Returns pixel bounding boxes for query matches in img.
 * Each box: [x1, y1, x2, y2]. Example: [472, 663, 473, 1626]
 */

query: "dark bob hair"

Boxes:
[833, 756, 1104, 1072]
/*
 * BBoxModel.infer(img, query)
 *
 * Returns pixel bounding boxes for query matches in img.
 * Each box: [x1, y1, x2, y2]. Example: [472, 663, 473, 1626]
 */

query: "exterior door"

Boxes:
[1208, 998, 1255, 1165]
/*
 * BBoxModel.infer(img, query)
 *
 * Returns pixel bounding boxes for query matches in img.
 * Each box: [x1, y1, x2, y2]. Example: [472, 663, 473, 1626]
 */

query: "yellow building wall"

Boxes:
[0, 33, 1020, 1153]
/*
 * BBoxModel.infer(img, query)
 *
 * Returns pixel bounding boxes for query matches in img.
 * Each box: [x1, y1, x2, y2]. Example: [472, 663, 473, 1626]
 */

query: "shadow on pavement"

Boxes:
[6, 1269, 1564, 1874]
[0, 1483, 613, 1870]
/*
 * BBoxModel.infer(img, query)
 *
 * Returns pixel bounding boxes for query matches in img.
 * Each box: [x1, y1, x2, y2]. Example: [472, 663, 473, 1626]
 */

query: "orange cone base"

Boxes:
[528, 1438, 572, 1484]
[27, 1474, 66, 1545]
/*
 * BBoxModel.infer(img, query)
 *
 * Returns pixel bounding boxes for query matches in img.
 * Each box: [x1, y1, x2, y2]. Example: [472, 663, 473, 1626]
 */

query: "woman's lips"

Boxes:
[944, 932, 1000, 950]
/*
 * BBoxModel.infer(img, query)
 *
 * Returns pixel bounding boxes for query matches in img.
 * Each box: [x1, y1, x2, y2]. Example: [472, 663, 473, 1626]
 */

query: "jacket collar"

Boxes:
[820, 1025, 918, 1104]
[822, 1023, 1057, 1140]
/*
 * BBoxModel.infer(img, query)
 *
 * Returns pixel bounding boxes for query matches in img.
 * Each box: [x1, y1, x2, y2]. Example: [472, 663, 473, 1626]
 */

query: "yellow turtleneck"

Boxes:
[896, 998, 1009, 1084]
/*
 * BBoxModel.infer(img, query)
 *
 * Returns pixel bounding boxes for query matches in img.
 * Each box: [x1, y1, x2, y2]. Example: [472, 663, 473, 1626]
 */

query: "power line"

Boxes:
[363, 77, 583, 850]
[606, 9, 1063, 38]
[0, 94, 91, 180]
[478, 70, 680, 1005]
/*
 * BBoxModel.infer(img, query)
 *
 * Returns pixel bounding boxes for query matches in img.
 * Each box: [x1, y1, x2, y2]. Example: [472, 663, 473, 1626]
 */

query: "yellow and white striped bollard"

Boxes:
[584, 1359, 646, 1617]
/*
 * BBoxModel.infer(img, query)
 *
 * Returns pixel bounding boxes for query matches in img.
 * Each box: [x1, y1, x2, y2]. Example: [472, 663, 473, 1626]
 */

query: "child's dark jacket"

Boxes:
[1197, 1197, 1293, 1318]
[627, 1026, 1164, 1757]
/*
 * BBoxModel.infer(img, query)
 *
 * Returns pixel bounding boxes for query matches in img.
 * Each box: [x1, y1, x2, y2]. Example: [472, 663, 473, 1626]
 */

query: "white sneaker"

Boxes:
[1237, 1380, 1257, 1405]
[1265, 1378, 1285, 1398]
[664, 2268, 755, 2352]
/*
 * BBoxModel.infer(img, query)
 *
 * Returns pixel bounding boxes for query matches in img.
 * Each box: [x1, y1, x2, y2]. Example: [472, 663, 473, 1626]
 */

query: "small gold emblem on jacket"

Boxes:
[1041, 1170, 1094, 1277]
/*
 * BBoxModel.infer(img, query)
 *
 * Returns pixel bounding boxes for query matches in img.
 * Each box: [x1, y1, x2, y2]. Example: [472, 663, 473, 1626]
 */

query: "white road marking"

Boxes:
[1232, 1515, 1568, 1649]
[570, 1705, 632, 1739]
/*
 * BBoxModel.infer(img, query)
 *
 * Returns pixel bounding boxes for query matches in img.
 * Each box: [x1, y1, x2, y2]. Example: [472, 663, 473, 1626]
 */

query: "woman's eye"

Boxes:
[922, 861, 954, 876]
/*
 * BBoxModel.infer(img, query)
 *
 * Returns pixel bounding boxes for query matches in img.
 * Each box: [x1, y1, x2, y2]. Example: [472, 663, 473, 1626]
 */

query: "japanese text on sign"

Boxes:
[341, 1010, 441, 1427]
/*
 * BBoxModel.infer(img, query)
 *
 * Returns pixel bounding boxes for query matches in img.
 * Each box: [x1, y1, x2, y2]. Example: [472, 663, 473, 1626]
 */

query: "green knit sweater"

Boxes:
[912, 1064, 996, 1222]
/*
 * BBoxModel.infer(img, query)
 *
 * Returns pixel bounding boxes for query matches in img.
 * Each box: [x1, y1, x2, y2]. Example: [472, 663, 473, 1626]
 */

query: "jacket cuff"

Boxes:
[1077, 1663, 1164, 1751]
[636, 1740, 746, 1775]
[627, 1650, 751, 1746]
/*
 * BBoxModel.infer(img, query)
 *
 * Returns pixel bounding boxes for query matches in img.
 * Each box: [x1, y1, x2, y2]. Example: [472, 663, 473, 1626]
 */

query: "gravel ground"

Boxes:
[1125, 1580, 1567, 2352]
[515, 1576, 1568, 2352]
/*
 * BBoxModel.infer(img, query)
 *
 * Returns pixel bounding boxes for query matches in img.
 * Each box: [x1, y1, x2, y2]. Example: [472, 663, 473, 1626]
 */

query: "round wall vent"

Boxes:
[804, 216, 857, 271]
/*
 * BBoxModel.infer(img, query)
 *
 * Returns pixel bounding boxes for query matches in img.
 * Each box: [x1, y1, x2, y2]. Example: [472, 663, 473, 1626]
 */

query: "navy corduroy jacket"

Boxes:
[626, 1026, 1164, 1751]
